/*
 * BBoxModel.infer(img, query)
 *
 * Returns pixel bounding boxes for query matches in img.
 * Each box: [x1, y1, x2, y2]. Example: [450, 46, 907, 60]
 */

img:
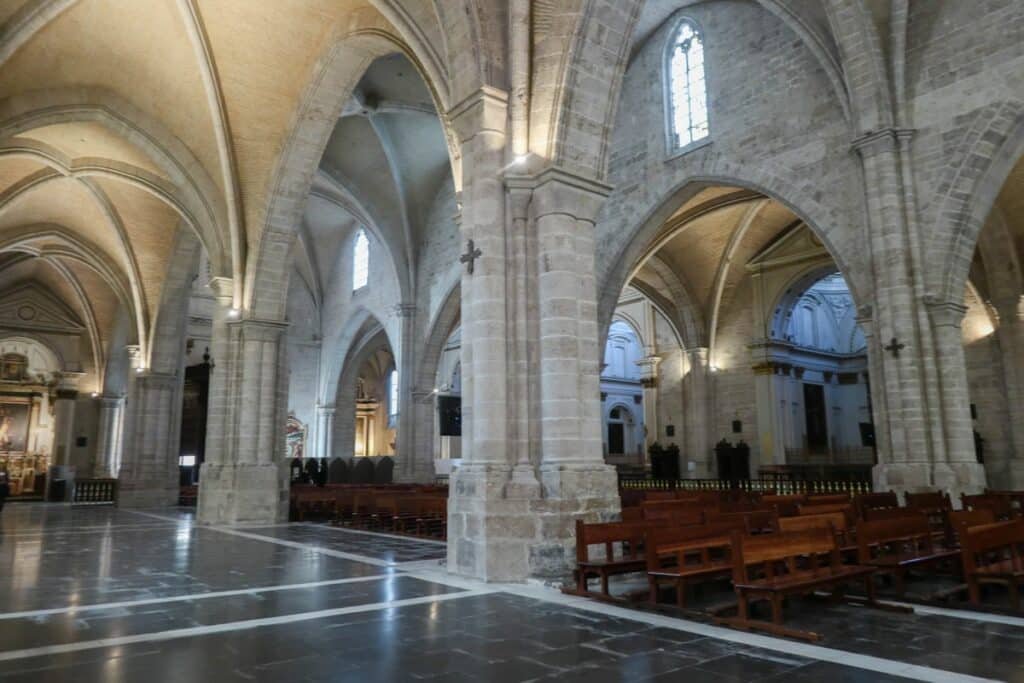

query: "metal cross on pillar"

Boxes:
[460, 239, 482, 274]
[883, 337, 906, 358]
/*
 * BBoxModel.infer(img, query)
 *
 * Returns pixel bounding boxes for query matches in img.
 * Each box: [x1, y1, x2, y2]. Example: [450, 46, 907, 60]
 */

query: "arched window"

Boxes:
[667, 20, 708, 149]
[352, 229, 369, 291]
[388, 368, 399, 419]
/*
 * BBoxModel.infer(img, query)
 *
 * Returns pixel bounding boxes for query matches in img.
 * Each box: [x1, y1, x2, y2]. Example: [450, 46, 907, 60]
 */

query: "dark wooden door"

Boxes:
[179, 362, 210, 483]
[803, 383, 828, 453]
[608, 423, 625, 454]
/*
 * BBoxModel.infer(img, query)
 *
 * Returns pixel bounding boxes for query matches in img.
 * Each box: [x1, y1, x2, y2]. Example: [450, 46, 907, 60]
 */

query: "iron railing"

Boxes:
[72, 478, 118, 505]
[618, 477, 872, 496]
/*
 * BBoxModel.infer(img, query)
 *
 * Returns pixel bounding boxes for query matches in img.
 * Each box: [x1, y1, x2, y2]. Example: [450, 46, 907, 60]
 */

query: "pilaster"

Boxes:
[118, 371, 182, 508]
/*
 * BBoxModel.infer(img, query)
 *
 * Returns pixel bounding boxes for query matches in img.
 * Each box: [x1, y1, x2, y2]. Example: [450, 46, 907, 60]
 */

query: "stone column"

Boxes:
[531, 168, 620, 577]
[118, 371, 182, 507]
[394, 303, 422, 482]
[854, 130, 963, 494]
[636, 355, 660, 471]
[197, 282, 289, 525]
[751, 361, 786, 466]
[315, 404, 335, 460]
[48, 372, 83, 501]
[994, 295, 1024, 485]
[926, 298, 986, 495]
[93, 395, 125, 477]
[684, 347, 713, 476]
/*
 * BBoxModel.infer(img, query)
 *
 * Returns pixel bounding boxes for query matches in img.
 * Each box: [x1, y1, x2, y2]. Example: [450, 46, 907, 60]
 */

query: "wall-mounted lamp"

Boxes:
[91, 392, 99, 398]
[227, 308, 241, 319]
[710, 365, 720, 373]
[513, 154, 529, 166]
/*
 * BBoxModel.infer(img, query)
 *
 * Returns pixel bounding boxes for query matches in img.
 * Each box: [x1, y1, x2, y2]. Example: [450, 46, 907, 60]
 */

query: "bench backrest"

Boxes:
[854, 491, 900, 519]
[946, 508, 996, 545]
[708, 509, 779, 535]
[862, 507, 922, 522]
[806, 494, 851, 505]
[962, 519, 1024, 576]
[857, 513, 935, 562]
[575, 519, 651, 563]
[905, 491, 951, 510]
[644, 520, 744, 574]
[732, 527, 839, 583]
[962, 494, 1015, 520]
[762, 494, 807, 517]
[779, 511, 849, 543]
[643, 506, 705, 526]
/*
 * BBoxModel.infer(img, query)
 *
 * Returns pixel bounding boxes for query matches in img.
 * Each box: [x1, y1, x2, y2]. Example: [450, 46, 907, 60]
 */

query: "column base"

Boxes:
[447, 462, 620, 583]
[196, 463, 288, 525]
[873, 461, 986, 499]
[117, 482, 178, 508]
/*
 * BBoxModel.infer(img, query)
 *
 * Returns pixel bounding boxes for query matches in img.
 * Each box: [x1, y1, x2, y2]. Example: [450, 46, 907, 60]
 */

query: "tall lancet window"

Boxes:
[668, 20, 708, 149]
[388, 368, 399, 421]
[352, 229, 369, 291]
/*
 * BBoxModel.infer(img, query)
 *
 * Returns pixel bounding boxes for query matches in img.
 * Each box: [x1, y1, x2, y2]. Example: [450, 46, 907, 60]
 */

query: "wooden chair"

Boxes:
[961, 519, 1024, 609]
[945, 508, 996, 547]
[905, 491, 952, 539]
[645, 521, 743, 607]
[574, 519, 650, 597]
[857, 514, 959, 594]
[728, 527, 877, 641]
[962, 494, 1015, 521]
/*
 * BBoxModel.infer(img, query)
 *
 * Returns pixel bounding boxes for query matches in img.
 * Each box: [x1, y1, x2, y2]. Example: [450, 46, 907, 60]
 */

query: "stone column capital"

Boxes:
[529, 166, 613, 224]
[207, 276, 235, 305]
[316, 404, 336, 416]
[993, 294, 1024, 322]
[230, 317, 289, 341]
[850, 128, 915, 158]
[394, 303, 417, 318]
[924, 296, 968, 328]
[446, 86, 508, 142]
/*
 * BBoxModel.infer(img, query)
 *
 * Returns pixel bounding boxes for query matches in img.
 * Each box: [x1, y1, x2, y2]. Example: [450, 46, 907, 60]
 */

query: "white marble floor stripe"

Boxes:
[0, 575, 396, 620]
[0, 590, 494, 663]
[494, 583, 999, 683]
[308, 523, 448, 547]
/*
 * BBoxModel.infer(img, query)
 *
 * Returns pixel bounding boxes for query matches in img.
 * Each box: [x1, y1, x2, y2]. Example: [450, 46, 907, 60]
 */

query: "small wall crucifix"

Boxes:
[460, 239, 482, 275]
[883, 337, 906, 358]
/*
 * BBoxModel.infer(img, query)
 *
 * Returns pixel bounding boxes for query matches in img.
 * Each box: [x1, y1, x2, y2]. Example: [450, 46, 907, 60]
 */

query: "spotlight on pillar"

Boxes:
[135, 367, 145, 374]
[91, 392, 99, 398]
[432, 387, 439, 394]
[710, 365, 719, 373]
[513, 154, 529, 166]
[227, 308, 241, 319]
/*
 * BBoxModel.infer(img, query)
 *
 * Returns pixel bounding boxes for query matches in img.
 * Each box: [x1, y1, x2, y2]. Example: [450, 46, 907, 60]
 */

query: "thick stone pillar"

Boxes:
[684, 347, 713, 476]
[47, 372, 83, 501]
[994, 296, 1024, 485]
[530, 168, 621, 577]
[446, 90, 618, 582]
[926, 299, 985, 496]
[118, 372, 182, 507]
[854, 130, 983, 494]
[315, 404, 335, 459]
[197, 284, 289, 525]
[751, 361, 786, 466]
[93, 395, 125, 477]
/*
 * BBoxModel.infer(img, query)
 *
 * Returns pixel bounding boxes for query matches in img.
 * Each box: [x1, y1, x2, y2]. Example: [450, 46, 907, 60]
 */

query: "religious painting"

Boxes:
[0, 401, 30, 453]
[1, 354, 27, 382]
[285, 414, 306, 460]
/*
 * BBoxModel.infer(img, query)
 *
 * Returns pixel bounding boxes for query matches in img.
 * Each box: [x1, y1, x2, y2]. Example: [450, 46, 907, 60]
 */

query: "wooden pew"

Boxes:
[728, 527, 877, 641]
[962, 519, 1024, 609]
[906, 491, 952, 539]
[574, 519, 651, 597]
[806, 493, 851, 505]
[857, 514, 959, 594]
[645, 520, 745, 607]
[708, 509, 779, 535]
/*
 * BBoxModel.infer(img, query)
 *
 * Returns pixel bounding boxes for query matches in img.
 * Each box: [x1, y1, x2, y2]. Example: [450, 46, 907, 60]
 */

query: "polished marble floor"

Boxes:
[0, 505, 1018, 682]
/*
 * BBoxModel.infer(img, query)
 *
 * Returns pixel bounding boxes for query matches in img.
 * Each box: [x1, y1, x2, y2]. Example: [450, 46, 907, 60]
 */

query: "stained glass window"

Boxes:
[388, 368, 399, 419]
[669, 21, 708, 149]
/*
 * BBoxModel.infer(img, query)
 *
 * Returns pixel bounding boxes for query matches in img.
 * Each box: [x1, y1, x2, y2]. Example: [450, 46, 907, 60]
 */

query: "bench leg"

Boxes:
[676, 579, 687, 608]
[968, 578, 981, 605]
[577, 570, 588, 594]
[648, 578, 659, 604]
[601, 572, 610, 596]
[770, 594, 784, 625]
[864, 575, 877, 605]
[1009, 580, 1021, 611]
